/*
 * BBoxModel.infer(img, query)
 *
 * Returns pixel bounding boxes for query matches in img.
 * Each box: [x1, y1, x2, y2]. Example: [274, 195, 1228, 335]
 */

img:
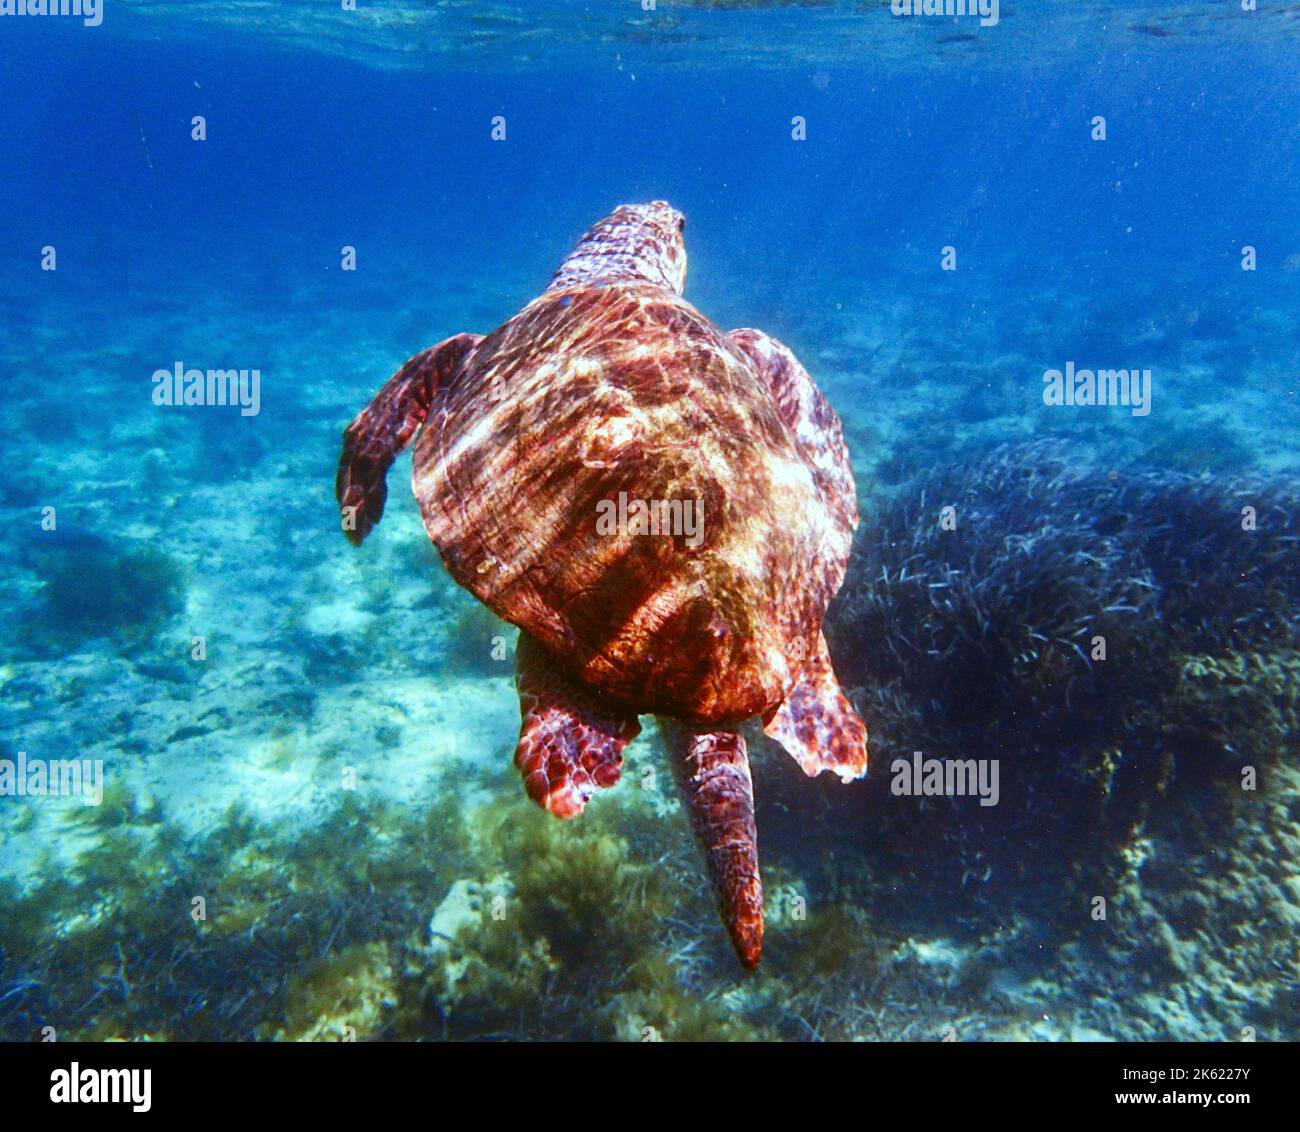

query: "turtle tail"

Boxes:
[335, 333, 481, 545]
[661, 719, 764, 969]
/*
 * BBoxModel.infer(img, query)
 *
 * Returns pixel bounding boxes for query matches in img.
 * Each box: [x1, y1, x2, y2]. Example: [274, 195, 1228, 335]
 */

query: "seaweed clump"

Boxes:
[0, 790, 470, 1042]
[17, 526, 186, 654]
[823, 440, 1300, 908]
[0, 769, 780, 1042]
[416, 795, 778, 1041]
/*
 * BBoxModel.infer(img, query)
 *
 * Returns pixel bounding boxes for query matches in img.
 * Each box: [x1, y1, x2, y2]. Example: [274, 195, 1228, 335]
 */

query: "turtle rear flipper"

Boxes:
[336, 332, 481, 545]
[763, 630, 868, 783]
[661, 720, 763, 969]
[513, 633, 641, 818]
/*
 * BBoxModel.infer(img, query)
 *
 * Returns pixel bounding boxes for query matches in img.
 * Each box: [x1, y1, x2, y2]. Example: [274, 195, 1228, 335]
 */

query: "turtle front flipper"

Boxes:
[661, 720, 763, 969]
[763, 630, 868, 783]
[728, 327, 858, 531]
[336, 332, 481, 545]
[513, 633, 641, 819]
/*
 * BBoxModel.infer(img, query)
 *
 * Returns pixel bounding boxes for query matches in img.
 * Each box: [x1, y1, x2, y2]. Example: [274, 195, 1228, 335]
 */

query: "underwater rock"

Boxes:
[426, 875, 523, 1002]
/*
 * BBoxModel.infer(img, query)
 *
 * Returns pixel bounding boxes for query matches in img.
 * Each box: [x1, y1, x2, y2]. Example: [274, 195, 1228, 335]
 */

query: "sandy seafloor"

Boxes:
[1, 3, 1299, 1042]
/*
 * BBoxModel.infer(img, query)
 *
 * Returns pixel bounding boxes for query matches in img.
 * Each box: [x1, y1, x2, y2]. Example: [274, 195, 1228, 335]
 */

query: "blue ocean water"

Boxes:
[0, 3, 1297, 1042]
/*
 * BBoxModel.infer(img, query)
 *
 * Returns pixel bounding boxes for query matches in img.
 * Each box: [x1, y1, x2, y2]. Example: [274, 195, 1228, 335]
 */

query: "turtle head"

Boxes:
[548, 201, 688, 296]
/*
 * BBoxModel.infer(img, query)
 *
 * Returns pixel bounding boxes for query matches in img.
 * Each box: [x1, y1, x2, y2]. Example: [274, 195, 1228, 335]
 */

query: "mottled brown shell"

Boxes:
[412, 282, 853, 725]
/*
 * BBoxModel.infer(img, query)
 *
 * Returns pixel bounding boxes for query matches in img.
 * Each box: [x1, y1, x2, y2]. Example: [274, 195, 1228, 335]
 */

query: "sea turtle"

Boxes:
[335, 201, 867, 968]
